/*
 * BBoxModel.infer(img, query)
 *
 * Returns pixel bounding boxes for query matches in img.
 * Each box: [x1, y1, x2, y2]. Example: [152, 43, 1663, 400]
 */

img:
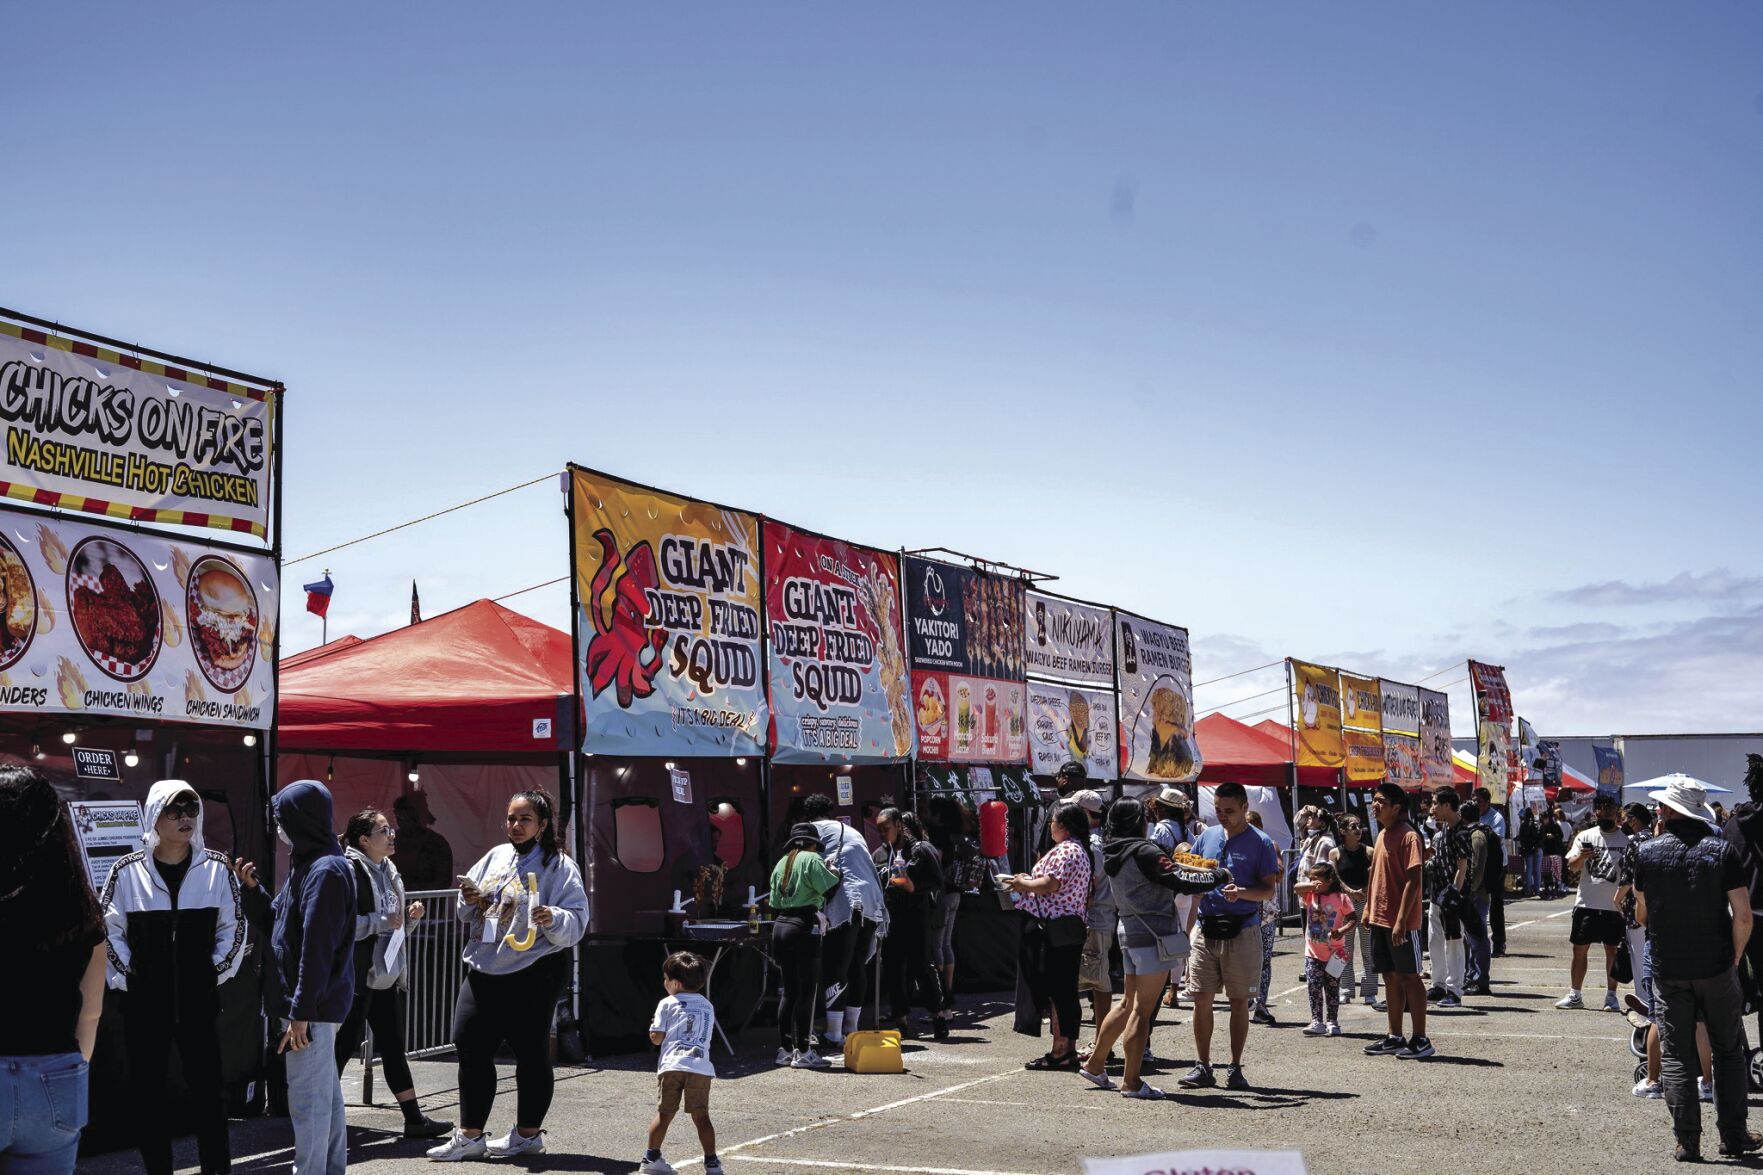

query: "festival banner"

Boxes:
[570, 469, 767, 757]
[0, 506, 278, 728]
[765, 520, 913, 764]
[1383, 733, 1425, 787]
[1379, 680, 1421, 737]
[1116, 612, 1201, 783]
[1469, 660, 1516, 801]
[1593, 745, 1625, 801]
[0, 325, 275, 539]
[1340, 674, 1382, 735]
[1419, 688, 1453, 787]
[1289, 659, 1344, 769]
[904, 556, 1027, 763]
[1537, 738, 1562, 787]
[1344, 728, 1386, 782]
[1026, 681, 1117, 781]
[1518, 717, 1540, 781]
[1024, 591, 1115, 686]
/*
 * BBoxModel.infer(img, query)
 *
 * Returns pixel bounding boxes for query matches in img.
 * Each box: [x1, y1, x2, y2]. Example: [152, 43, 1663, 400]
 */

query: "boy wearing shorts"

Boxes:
[641, 953, 723, 1175]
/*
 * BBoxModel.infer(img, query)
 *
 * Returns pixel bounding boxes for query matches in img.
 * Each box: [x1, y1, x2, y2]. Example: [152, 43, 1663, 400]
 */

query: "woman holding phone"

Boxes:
[426, 789, 588, 1162]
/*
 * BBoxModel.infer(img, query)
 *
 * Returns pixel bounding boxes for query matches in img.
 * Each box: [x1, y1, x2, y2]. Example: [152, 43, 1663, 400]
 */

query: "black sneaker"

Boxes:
[1363, 1034, 1406, 1057]
[1719, 1130, 1763, 1157]
[1424, 986, 1448, 1001]
[1396, 1035, 1437, 1060]
[1250, 1007, 1277, 1026]
[1177, 1063, 1216, 1089]
[1224, 1065, 1251, 1091]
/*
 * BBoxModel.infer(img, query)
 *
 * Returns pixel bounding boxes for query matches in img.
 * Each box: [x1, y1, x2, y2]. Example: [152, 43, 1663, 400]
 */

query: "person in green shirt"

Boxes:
[770, 823, 842, 1068]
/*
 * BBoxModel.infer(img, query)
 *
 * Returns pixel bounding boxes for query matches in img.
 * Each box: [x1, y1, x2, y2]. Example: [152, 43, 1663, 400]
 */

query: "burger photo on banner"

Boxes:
[1115, 612, 1200, 783]
[903, 556, 1027, 764]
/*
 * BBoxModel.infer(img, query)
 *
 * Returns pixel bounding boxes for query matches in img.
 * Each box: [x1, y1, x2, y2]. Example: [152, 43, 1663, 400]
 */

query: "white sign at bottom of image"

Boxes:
[1083, 1150, 1308, 1175]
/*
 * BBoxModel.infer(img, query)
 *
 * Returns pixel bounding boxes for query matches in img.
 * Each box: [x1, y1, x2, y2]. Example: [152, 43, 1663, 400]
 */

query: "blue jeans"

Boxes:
[1464, 894, 1492, 988]
[1523, 850, 1543, 895]
[0, 1053, 87, 1175]
[284, 1023, 347, 1175]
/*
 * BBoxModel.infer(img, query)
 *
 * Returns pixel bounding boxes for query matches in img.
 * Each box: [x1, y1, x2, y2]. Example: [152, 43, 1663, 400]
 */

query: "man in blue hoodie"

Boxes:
[273, 780, 357, 1175]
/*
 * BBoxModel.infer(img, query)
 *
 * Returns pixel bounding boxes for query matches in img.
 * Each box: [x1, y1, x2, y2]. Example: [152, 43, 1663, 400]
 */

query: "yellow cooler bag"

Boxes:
[842, 1029, 904, 1074]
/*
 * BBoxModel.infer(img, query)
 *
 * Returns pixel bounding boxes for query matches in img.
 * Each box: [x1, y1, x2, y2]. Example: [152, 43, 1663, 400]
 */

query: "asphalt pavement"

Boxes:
[77, 894, 1748, 1174]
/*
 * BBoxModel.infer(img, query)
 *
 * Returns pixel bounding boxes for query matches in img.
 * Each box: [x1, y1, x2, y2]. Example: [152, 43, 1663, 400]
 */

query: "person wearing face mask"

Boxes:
[1557, 793, 1630, 1012]
[428, 788, 588, 1162]
[101, 780, 247, 1175]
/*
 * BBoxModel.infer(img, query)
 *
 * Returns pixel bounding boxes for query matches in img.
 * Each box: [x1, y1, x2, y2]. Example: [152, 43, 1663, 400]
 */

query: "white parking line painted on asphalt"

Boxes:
[1428, 1030, 1623, 1042]
[729, 1159, 1057, 1175]
[1507, 909, 1576, 930]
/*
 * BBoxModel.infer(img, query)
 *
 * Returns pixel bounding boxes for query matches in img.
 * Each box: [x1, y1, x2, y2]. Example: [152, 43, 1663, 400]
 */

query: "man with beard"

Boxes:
[1557, 794, 1629, 1012]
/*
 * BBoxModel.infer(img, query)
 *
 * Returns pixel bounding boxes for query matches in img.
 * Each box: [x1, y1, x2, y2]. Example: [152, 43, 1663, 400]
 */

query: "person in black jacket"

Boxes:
[1723, 755, 1763, 1040]
[876, 808, 948, 1040]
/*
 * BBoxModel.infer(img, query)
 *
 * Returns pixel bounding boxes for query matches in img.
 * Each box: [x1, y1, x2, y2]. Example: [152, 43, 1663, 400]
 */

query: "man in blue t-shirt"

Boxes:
[1178, 782, 1283, 1092]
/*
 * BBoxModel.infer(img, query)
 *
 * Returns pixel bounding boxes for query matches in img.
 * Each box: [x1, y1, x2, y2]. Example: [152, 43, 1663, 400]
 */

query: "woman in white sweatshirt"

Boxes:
[426, 788, 587, 1163]
[100, 780, 246, 1175]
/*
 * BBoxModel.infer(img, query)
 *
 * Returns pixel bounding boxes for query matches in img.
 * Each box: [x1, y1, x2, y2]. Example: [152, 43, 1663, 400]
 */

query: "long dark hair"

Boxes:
[513, 788, 560, 863]
[0, 766, 104, 951]
[341, 808, 385, 854]
[877, 807, 920, 853]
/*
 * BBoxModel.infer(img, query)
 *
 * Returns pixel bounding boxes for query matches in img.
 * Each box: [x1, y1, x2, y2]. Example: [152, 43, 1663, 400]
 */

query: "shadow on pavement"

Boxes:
[1171, 1086, 1360, 1110]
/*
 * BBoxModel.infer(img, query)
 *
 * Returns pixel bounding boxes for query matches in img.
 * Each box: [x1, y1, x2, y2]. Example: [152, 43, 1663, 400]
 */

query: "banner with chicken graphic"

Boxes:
[763, 520, 913, 764]
[1115, 611, 1201, 783]
[1289, 658, 1345, 769]
[0, 505, 276, 728]
[570, 468, 767, 757]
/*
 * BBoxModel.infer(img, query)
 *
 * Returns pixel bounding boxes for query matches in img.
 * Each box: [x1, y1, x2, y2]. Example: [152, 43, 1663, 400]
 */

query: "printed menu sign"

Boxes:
[1027, 682, 1116, 780]
[1115, 612, 1200, 783]
[69, 800, 144, 891]
[765, 521, 913, 764]
[1024, 592, 1114, 686]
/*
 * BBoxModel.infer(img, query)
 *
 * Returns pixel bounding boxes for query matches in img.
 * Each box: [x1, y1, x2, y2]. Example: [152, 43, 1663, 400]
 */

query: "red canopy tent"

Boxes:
[1195, 712, 1340, 789]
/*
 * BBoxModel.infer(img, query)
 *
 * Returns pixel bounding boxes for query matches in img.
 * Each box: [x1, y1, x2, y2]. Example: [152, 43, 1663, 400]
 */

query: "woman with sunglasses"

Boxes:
[335, 808, 451, 1138]
[101, 780, 248, 1175]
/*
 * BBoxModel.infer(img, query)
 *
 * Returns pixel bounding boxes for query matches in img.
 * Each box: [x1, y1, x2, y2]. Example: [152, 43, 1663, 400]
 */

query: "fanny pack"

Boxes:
[1199, 913, 1249, 942]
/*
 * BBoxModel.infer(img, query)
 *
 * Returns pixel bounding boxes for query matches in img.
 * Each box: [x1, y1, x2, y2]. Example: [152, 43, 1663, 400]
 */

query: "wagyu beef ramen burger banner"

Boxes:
[0, 505, 276, 727]
[903, 555, 1027, 764]
[1115, 610, 1201, 783]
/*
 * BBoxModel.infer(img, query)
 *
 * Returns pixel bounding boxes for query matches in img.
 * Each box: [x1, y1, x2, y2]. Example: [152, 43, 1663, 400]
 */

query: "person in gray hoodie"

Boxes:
[272, 779, 357, 1175]
[427, 788, 587, 1163]
[804, 793, 889, 1047]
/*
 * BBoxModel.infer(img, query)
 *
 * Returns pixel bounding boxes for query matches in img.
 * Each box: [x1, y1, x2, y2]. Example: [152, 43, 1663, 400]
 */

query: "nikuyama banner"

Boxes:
[0, 506, 277, 728]
[0, 326, 274, 540]
[1025, 591, 1114, 686]
[1379, 680, 1421, 737]
[765, 521, 914, 764]
[1420, 687, 1453, 787]
[1027, 681, 1116, 781]
[1469, 660, 1516, 801]
[1340, 674, 1382, 735]
[571, 470, 767, 757]
[904, 556, 1028, 764]
[1290, 659, 1344, 769]
[1116, 612, 1200, 783]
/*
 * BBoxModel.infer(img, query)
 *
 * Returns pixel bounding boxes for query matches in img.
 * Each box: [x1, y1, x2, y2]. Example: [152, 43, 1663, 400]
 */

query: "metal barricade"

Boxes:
[358, 889, 467, 1104]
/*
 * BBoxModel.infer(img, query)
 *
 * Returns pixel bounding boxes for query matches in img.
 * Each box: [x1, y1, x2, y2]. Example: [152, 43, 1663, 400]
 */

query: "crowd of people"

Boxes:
[10, 756, 1763, 1170]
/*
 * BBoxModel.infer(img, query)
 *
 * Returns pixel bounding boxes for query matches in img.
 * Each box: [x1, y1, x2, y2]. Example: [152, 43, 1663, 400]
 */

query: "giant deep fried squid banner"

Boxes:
[0, 506, 277, 727]
[571, 469, 767, 757]
[903, 555, 1027, 764]
[1469, 660, 1516, 801]
[1115, 611, 1200, 783]
[1290, 659, 1344, 769]
[765, 521, 913, 764]
[0, 325, 274, 540]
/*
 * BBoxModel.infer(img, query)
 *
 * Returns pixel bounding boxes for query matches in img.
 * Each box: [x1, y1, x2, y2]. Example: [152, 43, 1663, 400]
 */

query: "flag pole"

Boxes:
[322, 567, 330, 645]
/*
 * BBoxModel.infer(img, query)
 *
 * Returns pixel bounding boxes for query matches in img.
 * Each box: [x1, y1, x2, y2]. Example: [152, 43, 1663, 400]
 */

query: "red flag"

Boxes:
[303, 574, 334, 618]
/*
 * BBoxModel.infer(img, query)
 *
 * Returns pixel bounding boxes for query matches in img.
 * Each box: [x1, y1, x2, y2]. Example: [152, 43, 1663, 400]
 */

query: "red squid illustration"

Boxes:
[585, 529, 667, 706]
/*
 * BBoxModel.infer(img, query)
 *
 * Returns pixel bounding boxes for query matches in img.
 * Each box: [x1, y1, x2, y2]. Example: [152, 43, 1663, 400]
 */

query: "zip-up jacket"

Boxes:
[1102, 835, 1227, 941]
[100, 780, 247, 1019]
[272, 780, 358, 1024]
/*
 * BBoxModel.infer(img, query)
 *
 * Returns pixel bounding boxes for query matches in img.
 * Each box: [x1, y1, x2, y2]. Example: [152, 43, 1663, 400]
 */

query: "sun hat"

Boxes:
[783, 822, 824, 852]
[1649, 775, 1718, 826]
[1155, 785, 1187, 809]
[1069, 789, 1104, 814]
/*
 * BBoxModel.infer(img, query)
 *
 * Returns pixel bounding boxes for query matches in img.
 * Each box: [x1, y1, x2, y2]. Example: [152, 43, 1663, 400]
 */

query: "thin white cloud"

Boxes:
[1554, 569, 1763, 608]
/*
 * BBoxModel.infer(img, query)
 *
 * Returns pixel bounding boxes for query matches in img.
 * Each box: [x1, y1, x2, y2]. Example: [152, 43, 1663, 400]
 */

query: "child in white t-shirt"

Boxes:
[640, 952, 721, 1175]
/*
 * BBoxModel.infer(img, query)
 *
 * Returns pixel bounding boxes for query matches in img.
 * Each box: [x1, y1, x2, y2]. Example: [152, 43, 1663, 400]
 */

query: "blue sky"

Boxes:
[6, 3, 1760, 735]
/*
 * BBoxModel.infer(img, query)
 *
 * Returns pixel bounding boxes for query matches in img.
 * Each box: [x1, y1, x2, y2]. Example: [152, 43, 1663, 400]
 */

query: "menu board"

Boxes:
[765, 521, 913, 764]
[1027, 681, 1116, 780]
[0, 507, 278, 727]
[1344, 728, 1386, 782]
[571, 469, 767, 756]
[70, 800, 144, 891]
[1024, 591, 1114, 686]
[903, 556, 1027, 764]
[1115, 611, 1200, 783]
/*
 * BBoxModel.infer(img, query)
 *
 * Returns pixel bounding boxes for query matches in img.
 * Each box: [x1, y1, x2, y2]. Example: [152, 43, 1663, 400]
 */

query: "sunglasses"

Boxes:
[162, 798, 200, 819]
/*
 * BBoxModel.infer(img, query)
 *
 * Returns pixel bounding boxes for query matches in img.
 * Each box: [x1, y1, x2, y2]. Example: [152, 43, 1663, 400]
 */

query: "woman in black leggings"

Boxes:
[769, 823, 842, 1068]
[877, 808, 949, 1041]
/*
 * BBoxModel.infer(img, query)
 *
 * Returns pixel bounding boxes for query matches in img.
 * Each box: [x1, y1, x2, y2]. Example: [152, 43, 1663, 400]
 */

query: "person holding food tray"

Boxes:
[427, 789, 587, 1163]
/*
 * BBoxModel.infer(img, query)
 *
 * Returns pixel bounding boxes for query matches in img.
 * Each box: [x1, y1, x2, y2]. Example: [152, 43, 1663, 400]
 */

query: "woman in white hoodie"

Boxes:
[100, 780, 246, 1175]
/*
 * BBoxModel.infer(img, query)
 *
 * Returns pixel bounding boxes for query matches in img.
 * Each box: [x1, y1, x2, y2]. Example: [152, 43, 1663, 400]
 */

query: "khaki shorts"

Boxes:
[1185, 926, 1262, 1000]
[657, 1071, 712, 1114]
[1078, 926, 1115, 994]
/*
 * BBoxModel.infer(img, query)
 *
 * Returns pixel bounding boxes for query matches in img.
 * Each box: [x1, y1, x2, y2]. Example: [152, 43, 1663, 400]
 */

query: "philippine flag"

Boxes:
[303, 574, 335, 619]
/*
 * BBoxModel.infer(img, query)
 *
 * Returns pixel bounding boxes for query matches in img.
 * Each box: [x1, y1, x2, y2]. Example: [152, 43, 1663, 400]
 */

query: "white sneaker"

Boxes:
[1603, 992, 1622, 1013]
[427, 1130, 488, 1162]
[1699, 1077, 1714, 1103]
[776, 1047, 794, 1066]
[1555, 992, 1584, 1010]
[1633, 1079, 1663, 1099]
[638, 1157, 676, 1175]
[792, 1048, 831, 1069]
[1327, 1023, 1343, 1037]
[485, 1129, 545, 1158]
[1302, 1020, 1327, 1035]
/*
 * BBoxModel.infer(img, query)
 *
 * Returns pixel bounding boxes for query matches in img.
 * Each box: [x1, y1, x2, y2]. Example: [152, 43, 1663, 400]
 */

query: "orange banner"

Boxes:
[1344, 728, 1386, 782]
[1290, 659, 1344, 768]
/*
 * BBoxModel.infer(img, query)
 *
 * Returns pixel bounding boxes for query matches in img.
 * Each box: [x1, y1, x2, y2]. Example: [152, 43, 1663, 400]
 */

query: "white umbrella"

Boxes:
[1623, 772, 1732, 803]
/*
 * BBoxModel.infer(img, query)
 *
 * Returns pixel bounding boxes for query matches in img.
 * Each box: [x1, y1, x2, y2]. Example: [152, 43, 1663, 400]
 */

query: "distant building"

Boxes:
[1455, 733, 1763, 795]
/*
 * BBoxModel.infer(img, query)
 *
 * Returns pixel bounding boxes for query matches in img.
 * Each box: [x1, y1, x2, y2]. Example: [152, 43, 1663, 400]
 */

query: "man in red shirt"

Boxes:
[1362, 782, 1433, 1060]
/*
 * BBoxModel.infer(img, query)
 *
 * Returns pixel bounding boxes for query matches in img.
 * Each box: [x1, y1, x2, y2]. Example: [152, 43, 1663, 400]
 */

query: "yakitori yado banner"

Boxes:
[903, 556, 1027, 763]
[1469, 659, 1516, 800]
[0, 325, 275, 539]
[1419, 687, 1454, 787]
[1027, 681, 1117, 781]
[1289, 658, 1345, 769]
[570, 468, 767, 757]
[765, 521, 913, 764]
[0, 506, 277, 727]
[1115, 612, 1200, 783]
[1024, 591, 1115, 687]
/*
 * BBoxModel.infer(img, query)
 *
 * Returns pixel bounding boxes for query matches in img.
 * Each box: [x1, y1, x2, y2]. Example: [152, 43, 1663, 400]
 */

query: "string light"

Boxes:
[124, 751, 140, 768]
[60, 730, 77, 745]
[242, 733, 258, 747]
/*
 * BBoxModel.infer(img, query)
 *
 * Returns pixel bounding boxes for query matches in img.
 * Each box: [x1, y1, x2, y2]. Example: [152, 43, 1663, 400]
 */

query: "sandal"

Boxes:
[1048, 1051, 1081, 1070]
[1024, 1052, 1061, 1070]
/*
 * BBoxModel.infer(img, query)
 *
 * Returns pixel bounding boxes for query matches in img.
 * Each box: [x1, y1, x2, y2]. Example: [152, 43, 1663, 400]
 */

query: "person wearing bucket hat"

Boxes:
[1634, 776, 1760, 1162]
[770, 824, 843, 1069]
